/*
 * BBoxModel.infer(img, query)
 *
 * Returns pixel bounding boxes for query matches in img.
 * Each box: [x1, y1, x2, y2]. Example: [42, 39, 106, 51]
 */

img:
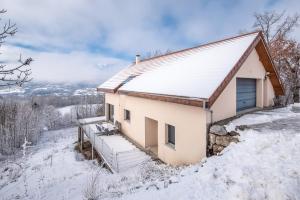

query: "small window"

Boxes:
[124, 109, 130, 121]
[166, 124, 175, 146]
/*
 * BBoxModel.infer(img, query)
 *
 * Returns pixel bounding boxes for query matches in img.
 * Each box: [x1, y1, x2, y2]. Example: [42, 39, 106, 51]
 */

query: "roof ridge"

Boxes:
[139, 30, 261, 63]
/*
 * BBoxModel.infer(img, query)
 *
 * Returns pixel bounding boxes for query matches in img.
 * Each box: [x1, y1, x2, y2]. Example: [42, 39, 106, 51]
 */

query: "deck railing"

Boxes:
[81, 121, 149, 173]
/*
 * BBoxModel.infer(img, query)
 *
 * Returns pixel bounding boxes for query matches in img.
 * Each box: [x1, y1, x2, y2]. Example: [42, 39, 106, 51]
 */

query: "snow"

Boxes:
[0, 87, 25, 94]
[78, 116, 106, 124]
[82, 121, 149, 172]
[121, 105, 300, 200]
[225, 105, 299, 131]
[99, 32, 259, 99]
[82, 123, 99, 133]
[1, 105, 300, 199]
[0, 128, 97, 200]
[0, 127, 174, 200]
[99, 33, 259, 96]
[100, 135, 137, 153]
[57, 105, 75, 115]
[73, 88, 98, 96]
[119, 33, 258, 99]
[57, 104, 101, 116]
[101, 122, 117, 131]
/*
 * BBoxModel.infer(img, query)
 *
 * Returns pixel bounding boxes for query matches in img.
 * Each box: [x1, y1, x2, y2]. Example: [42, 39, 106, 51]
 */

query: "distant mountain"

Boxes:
[0, 81, 101, 96]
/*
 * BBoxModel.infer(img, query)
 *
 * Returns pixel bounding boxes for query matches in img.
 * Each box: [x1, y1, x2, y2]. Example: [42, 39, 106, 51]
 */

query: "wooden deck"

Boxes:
[78, 117, 150, 173]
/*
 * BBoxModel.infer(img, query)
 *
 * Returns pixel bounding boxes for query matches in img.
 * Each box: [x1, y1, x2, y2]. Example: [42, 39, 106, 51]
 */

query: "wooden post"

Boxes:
[78, 127, 81, 143]
[92, 130, 94, 160]
[81, 128, 84, 151]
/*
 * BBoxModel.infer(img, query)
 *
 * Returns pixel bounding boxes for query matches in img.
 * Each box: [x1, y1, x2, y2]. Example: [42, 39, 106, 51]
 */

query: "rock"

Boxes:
[209, 134, 216, 144]
[235, 125, 249, 131]
[215, 136, 231, 146]
[212, 144, 224, 154]
[292, 106, 300, 113]
[228, 131, 240, 136]
[169, 176, 179, 184]
[210, 125, 227, 136]
[208, 134, 216, 149]
[230, 137, 239, 143]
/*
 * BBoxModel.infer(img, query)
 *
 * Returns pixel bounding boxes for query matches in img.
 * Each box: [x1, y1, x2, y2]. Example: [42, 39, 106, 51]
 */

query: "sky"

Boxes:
[1, 0, 299, 84]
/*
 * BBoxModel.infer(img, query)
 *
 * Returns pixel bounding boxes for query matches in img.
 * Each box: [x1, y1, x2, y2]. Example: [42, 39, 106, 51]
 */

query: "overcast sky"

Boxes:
[1, 0, 299, 84]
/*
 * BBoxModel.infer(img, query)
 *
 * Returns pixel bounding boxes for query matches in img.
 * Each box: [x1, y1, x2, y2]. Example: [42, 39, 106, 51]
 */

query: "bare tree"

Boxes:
[0, 9, 32, 87]
[253, 11, 300, 104]
[142, 49, 173, 60]
[253, 11, 299, 43]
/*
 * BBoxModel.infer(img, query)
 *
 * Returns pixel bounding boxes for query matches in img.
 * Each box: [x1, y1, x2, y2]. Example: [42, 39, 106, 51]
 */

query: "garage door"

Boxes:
[236, 78, 256, 112]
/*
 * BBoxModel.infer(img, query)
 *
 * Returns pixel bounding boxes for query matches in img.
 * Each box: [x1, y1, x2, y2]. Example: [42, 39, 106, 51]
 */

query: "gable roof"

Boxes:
[98, 31, 284, 107]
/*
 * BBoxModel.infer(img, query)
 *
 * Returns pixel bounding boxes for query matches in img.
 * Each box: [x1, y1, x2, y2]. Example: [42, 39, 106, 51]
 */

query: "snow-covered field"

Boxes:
[57, 104, 101, 116]
[0, 128, 177, 200]
[0, 105, 300, 200]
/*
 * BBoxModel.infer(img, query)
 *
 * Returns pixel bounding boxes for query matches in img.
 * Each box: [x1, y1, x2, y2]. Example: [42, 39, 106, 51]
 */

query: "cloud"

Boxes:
[2, 0, 299, 53]
[0, 0, 299, 84]
[1, 45, 128, 83]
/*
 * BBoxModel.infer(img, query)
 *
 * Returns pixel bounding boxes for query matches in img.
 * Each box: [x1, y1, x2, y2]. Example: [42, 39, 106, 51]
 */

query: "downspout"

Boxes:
[202, 100, 213, 157]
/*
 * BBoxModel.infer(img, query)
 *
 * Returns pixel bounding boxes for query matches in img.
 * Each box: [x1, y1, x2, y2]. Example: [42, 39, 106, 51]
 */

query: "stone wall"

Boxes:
[208, 125, 240, 155]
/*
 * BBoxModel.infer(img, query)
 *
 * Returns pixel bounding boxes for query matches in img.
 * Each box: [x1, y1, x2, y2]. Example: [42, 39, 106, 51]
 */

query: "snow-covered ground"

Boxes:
[123, 104, 300, 200]
[0, 105, 300, 200]
[57, 104, 101, 116]
[0, 128, 177, 200]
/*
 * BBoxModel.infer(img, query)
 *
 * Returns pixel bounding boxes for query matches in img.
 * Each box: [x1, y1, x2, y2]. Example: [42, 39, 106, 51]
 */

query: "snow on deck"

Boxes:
[81, 122, 149, 173]
[100, 135, 136, 153]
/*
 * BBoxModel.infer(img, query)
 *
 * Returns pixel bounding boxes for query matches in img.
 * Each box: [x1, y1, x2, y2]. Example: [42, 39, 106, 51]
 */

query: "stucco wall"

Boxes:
[210, 49, 275, 122]
[105, 93, 207, 165]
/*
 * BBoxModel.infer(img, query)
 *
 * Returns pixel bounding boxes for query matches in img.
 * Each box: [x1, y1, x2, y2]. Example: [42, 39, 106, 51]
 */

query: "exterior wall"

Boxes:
[264, 78, 275, 107]
[105, 93, 207, 165]
[211, 49, 275, 122]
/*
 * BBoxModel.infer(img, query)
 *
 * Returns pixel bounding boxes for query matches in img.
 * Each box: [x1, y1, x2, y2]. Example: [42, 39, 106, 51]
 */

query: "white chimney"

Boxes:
[135, 54, 140, 64]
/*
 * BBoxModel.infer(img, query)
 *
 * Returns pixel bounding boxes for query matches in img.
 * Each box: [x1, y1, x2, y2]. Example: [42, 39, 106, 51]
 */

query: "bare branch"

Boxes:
[0, 9, 32, 88]
[253, 10, 300, 104]
[253, 11, 299, 44]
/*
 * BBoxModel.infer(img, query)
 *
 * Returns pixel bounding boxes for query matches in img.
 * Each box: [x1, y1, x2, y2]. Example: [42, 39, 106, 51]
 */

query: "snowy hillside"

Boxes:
[0, 82, 100, 97]
[0, 105, 299, 200]
[123, 105, 300, 200]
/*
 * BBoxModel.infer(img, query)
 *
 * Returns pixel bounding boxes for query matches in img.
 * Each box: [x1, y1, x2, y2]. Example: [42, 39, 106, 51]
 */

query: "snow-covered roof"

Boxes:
[98, 32, 275, 101]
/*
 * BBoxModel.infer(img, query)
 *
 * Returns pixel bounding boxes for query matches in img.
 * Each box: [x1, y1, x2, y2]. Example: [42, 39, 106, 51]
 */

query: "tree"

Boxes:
[253, 11, 300, 104]
[142, 49, 173, 60]
[0, 9, 32, 87]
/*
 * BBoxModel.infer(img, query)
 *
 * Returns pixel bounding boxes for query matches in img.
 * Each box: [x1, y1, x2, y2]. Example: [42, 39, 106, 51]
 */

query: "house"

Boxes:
[97, 31, 284, 165]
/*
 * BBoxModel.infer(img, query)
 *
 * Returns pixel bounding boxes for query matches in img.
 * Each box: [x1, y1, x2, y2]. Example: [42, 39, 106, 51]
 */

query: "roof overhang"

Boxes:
[97, 87, 116, 93]
[118, 90, 208, 107]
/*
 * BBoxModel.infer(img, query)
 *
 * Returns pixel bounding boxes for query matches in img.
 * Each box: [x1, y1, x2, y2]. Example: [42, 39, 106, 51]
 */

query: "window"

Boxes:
[166, 124, 175, 147]
[124, 109, 130, 121]
[107, 104, 114, 122]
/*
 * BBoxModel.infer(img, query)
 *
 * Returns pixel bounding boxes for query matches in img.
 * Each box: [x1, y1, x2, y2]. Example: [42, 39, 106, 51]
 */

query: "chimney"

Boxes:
[135, 54, 140, 64]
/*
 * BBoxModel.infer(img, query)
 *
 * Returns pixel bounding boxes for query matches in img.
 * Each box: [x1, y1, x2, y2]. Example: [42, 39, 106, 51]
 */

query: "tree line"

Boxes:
[0, 95, 104, 156]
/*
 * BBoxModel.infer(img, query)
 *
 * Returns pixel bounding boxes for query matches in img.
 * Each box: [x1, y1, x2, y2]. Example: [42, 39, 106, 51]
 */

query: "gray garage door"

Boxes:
[236, 78, 256, 112]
